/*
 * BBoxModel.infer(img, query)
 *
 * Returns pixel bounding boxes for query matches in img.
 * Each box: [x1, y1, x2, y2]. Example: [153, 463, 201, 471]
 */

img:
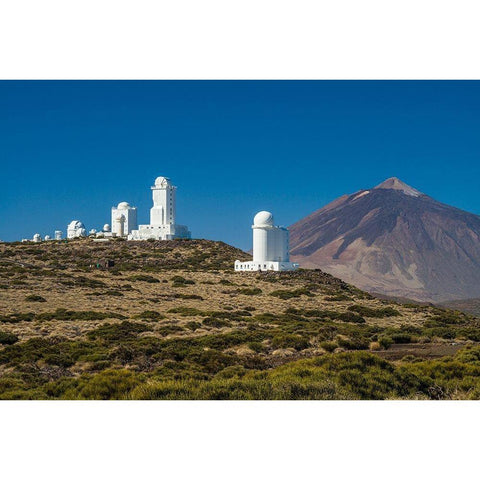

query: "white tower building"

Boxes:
[55, 230, 63, 240]
[235, 211, 299, 272]
[129, 176, 191, 240]
[111, 202, 138, 237]
[67, 221, 87, 239]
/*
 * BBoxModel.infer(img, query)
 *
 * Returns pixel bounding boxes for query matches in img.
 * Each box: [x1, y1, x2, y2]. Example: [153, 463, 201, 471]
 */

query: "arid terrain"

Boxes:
[1, 238, 480, 399]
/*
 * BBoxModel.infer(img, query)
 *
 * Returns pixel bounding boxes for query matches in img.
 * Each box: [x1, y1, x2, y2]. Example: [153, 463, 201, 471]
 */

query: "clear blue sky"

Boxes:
[1, 81, 479, 250]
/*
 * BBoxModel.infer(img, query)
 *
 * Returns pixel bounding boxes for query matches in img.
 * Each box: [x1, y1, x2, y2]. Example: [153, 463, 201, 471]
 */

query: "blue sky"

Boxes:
[1, 80, 480, 250]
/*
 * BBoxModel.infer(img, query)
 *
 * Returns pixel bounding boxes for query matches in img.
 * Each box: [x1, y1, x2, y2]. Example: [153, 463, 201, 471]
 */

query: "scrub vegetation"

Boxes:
[1, 238, 480, 399]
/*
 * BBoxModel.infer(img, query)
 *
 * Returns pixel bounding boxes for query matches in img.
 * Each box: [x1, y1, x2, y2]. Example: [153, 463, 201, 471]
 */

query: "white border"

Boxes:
[0, 0, 480, 79]
[1, 1, 480, 478]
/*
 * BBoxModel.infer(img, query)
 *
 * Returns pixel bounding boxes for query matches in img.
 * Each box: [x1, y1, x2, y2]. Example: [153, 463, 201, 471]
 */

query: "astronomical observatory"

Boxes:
[235, 211, 299, 272]
[128, 176, 191, 241]
[111, 202, 138, 237]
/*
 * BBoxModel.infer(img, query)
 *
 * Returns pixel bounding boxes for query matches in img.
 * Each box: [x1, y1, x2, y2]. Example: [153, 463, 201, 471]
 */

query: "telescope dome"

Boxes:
[253, 211, 274, 226]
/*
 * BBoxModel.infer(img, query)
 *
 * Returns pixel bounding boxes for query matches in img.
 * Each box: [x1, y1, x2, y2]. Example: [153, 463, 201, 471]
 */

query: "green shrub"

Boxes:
[128, 274, 160, 283]
[64, 369, 143, 400]
[173, 293, 203, 300]
[36, 308, 125, 322]
[378, 336, 394, 349]
[158, 325, 184, 336]
[391, 333, 412, 344]
[167, 307, 205, 317]
[203, 317, 231, 328]
[336, 312, 365, 324]
[134, 310, 166, 321]
[271, 334, 309, 351]
[248, 341, 266, 353]
[320, 341, 337, 353]
[236, 287, 262, 295]
[185, 321, 202, 331]
[269, 288, 314, 300]
[171, 275, 195, 286]
[0, 331, 19, 345]
[25, 294, 46, 302]
[87, 321, 152, 343]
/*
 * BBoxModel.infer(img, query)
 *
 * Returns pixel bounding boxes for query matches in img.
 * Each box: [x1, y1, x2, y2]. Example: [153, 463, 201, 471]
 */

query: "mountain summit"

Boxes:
[374, 177, 424, 197]
[289, 178, 480, 302]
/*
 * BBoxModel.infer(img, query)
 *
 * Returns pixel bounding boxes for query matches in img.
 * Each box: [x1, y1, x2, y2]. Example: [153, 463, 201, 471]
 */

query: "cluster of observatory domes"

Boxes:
[21, 176, 297, 272]
[24, 176, 190, 243]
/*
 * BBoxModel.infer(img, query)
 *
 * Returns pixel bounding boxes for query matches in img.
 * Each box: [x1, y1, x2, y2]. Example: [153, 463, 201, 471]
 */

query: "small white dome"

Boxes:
[154, 176, 171, 187]
[44, 235, 51, 240]
[253, 211, 274, 226]
[117, 201, 130, 209]
[103, 224, 111, 232]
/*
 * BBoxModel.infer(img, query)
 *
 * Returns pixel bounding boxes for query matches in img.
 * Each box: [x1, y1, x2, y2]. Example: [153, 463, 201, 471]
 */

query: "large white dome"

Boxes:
[68, 220, 85, 229]
[253, 211, 274, 226]
[117, 201, 130, 209]
[154, 176, 171, 187]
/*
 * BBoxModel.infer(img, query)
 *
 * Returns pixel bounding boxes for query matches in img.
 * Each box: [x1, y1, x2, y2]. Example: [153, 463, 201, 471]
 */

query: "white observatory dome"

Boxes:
[68, 220, 85, 229]
[117, 201, 130, 209]
[44, 235, 51, 241]
[154, 176, 171, 187]
[103, 224, 111, 232]
[253, 211, 274, 227]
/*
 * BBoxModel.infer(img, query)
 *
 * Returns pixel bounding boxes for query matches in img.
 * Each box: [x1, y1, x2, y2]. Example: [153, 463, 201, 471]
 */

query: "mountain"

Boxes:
[289, 177, 480, 303]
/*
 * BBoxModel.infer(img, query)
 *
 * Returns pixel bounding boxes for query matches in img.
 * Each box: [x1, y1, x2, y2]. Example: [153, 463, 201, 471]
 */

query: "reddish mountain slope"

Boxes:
[289, 178, 480, 303]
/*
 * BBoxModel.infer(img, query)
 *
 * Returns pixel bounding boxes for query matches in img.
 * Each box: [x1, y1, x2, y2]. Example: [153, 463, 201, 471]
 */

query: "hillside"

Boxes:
[289, 177, 480, 303]
[2, 238, 480, 399]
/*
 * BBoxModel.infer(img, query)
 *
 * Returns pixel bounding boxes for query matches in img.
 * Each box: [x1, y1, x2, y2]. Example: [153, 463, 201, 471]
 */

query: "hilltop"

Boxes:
[1, 238, 480, 399]
[290, 177, 480, 303]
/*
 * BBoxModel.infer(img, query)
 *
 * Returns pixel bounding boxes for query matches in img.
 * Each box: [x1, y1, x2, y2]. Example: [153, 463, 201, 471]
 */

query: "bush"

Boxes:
[320, 341, 337, 353]
[236, 288, 262, 296]
[167, 307, 205, 317]
[378, 336, 394, 349]
[158, 325, 184, 336]
[203, 317, 231, 328]
[128, 274, 160, 283]
[36, 309, 125, 322]
[271, 334, 309, 351]
[25, 294, 46, 302]
[185, 321, 202, 331]
[269, 288, 314, 300]
[87, 321, 152, 343]
[0, 331, 19, 345]
[391, 333, 412, 344]
[336, 312, 365, 324]
[134, 310, 166, 321]
[171, 275, 195, 286]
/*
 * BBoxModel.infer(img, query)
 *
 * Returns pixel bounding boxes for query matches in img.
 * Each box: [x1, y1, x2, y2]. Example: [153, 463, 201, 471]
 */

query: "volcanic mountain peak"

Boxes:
[374, 177, 424, 197]
[289, 178, 480, 303]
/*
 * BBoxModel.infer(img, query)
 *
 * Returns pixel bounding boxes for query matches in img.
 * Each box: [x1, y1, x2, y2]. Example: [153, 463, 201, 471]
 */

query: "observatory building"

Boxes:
[128, 176, 191, 241]
[235, 211, 299, 272]
[111, 202, 138, 237]
[67, 221, 87, 239]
